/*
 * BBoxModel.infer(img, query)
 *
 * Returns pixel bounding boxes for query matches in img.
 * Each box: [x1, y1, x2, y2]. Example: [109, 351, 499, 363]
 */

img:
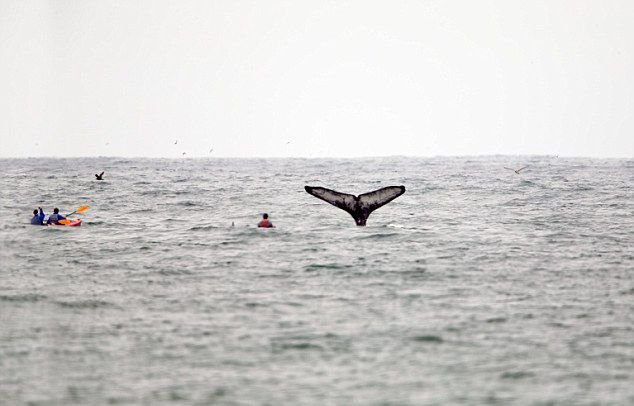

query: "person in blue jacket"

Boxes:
[46, 208, 66, 225]
[31, 207, 45, 225]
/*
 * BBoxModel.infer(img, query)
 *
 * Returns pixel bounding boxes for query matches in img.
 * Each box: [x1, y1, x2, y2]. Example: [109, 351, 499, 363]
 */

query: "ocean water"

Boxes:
[0, 156, 632, 405]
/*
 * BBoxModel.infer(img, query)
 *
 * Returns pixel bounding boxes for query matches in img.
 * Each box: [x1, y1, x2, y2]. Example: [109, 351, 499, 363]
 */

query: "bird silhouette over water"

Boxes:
[95, 171, 104, 180]
[504, 166, 528, 174]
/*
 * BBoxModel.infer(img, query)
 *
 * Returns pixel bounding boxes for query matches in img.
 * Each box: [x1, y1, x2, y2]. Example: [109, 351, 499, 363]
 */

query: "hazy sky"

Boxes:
[1, 0, 633, 158]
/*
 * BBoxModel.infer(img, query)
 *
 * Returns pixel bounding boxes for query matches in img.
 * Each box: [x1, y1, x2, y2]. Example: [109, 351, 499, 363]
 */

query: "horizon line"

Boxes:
[0, 154, 632, 160]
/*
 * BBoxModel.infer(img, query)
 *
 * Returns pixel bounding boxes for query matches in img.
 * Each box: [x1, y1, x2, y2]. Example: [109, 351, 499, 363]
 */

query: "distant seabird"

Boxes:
[504, 166, 528, 174]
[95, 171, 104, 180]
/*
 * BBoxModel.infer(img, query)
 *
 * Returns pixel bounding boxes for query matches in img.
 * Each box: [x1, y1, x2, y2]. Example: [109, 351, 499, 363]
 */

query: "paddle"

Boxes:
[57, 205, 89, 225]
[66, 205, 89, 217]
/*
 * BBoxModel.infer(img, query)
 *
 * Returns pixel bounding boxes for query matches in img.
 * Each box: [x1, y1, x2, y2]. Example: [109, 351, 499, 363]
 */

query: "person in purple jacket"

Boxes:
[46, 208, 66, 225]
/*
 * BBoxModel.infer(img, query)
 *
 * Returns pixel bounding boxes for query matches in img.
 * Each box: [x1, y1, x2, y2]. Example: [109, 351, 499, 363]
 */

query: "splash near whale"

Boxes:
[304, 185, 406, 226]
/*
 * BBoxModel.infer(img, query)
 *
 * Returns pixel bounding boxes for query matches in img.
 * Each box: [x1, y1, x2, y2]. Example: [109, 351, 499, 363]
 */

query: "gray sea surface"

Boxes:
[0, 156, 632, 405]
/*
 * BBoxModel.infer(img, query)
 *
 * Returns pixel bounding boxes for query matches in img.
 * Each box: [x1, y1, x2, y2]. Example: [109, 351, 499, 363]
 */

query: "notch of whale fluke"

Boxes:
[304, 185, 406, 226]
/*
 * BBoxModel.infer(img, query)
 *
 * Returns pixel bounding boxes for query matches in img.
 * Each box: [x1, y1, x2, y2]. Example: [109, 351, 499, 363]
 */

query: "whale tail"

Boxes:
[304, 185, 406, 226]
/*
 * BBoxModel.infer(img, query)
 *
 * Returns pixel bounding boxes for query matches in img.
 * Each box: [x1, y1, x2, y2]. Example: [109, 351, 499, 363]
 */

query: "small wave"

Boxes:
[189, 225, 221, 231]
[399, 267, 427, 278]
[386, 224, 426, 231]
[500, 371, 535, 380]
[55, 299, 113, 309]
[502, 198, 525, 206]
[177, 201, 199, 207]
[127, 209, 148, 214]
[256, 273, 290, 279]
[301, 246, 325, 252]
[245, 302, 267, 308]
[304, 263, 352, 271]
[0, 293, 46, 302]
[218, 240, 245, 246]
[157, 269, 193, 276]
[273, 342, 323, 351]
[411, 335, 443, 343]
[296, 293, 327, 299]
[359, 232, 400, 240]
[42, 227, 73, 232]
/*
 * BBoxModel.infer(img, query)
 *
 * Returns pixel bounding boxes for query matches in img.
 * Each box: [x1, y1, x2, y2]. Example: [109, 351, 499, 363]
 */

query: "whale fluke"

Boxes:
[304, 185, 406, 226]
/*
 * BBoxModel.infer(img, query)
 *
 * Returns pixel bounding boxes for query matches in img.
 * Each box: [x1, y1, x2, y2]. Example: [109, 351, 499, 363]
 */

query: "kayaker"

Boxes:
[31, 207, 45, 225]
[46, 208, 66, 225]
[257, 213, 274, 228]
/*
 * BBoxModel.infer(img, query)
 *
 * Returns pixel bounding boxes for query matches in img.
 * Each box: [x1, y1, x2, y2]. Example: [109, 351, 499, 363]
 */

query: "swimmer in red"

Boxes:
[257, 213, 274, 228]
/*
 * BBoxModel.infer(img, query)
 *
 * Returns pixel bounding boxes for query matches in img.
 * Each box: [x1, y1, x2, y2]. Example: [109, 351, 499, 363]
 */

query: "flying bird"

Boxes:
[95, 171, 104, 180]
[504, 166, 528, 174]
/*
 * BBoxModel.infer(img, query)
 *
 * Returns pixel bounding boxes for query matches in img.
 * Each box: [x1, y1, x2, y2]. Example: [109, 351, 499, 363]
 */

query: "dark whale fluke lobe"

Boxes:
[304, 185, 406, 226]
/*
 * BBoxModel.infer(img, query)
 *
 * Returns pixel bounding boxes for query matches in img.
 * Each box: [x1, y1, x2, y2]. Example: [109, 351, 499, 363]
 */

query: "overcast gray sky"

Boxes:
[1, 0, 633, 158]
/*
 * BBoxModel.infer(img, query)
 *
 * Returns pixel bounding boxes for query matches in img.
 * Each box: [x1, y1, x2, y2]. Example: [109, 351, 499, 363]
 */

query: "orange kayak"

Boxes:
[48, 219, 82, 227]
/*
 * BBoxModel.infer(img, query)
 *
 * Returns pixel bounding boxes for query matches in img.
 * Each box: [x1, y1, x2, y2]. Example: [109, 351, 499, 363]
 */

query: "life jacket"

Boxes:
[258, 219, 272, 228]
[47, 213, 61, 224]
